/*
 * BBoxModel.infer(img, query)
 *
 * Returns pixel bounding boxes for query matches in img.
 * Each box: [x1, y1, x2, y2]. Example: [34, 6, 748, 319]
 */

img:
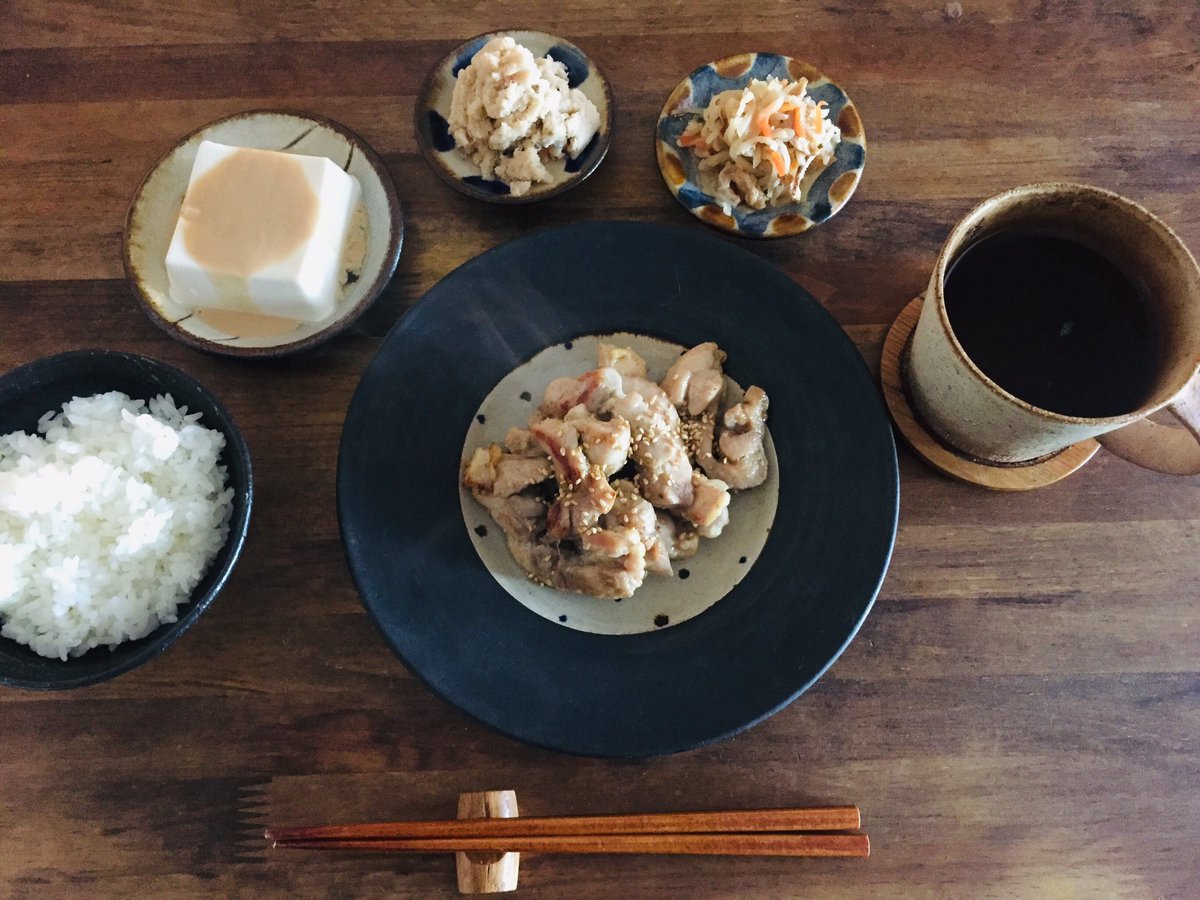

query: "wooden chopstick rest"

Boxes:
[456, 790, 519, 894]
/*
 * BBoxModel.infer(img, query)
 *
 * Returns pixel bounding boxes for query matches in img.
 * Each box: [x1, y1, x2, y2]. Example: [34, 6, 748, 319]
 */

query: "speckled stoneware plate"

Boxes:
[123, 110, 403, 357]
[459, 332, 780, 636]
[415, 30, 613, 203]
[656, 53, 866, 238]
[337, 221, 898, 757]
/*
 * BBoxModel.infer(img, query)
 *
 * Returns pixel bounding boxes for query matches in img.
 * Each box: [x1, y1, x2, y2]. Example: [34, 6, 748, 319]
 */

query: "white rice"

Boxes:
[0, 392, 234, 660]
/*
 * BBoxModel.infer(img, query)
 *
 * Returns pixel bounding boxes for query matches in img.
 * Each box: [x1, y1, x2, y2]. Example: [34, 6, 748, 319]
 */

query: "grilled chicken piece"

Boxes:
[654, 511, 699, 559]
[463, 439, 553, 499]
[681, 471, 731, 539]
[598, 482, 668, 578]
[530, 417, 617, 540]
[604, 480, 658, 543]
[699, 385, 770, 490]
[548, 465, 617, 540]
[597, 343, 670, 401]
[471, 490, 546, 542]
[473, 490, 644, 600]
[662, 342, 727, 417]
[624, 374, 669, 402]
[643, 539, 673, 576]
[503, 427, 540, 455]
[493, 455, 553, 497]
[603, 480, 678, 577]
[529, 417, 586, 484]
[564, 404, 631, 476]
[562, 525, 647, 598]
[539, 367, 624, 418]
[463, 445, 501, 492]
[606, 390, 694, 509]
[467, 419, 648, 601]
[662, 343, 727, 472]
[598, 343, 648, 378]
[698, 507, 729, 540]
[471, 490, 556, 588]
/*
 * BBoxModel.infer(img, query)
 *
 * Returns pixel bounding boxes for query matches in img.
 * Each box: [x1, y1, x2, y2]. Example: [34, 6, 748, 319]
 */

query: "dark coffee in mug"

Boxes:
[943, 227, 1161, 418]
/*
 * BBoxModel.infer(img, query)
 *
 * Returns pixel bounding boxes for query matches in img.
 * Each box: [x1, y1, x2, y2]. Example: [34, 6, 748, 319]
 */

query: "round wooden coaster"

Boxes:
[880, 295, 1100, 490]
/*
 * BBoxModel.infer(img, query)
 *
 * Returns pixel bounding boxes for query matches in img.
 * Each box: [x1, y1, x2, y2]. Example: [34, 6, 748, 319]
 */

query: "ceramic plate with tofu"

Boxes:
[124, 111, 403, 357]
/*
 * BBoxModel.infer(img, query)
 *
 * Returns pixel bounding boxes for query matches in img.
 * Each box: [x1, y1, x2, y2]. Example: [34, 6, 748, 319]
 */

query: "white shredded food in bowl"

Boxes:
[0, 392, 234, 660]
[448, 36, 600, 197]
[679, 75, 841, 214]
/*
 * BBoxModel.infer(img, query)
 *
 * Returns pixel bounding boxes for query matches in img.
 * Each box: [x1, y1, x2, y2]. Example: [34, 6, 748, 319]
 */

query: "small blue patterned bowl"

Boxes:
[416, 30, 614, 204]
[656, 53, 866, 238]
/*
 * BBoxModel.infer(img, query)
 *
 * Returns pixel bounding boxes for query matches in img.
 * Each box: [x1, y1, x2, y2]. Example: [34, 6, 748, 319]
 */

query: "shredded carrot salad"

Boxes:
[678, 76, 841, 214]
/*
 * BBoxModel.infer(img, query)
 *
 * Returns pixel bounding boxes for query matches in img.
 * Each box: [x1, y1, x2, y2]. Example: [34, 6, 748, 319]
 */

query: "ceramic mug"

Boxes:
[907, 182, 1200, 475]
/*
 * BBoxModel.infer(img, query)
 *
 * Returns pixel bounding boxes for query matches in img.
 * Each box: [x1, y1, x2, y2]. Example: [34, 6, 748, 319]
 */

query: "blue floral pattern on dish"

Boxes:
[427, 110, 455, 153]
[451, 37, 489, 76]
[546, 43, 589, 89]
[656, 53, 866, 238]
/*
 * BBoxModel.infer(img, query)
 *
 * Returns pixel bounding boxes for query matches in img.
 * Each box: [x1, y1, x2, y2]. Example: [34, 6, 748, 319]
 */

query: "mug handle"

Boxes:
[1096, 376, 1200, 475]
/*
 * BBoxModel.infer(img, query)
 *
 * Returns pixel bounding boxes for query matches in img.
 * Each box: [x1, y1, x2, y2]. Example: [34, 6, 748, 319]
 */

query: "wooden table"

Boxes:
[3, 3, 1198, 897]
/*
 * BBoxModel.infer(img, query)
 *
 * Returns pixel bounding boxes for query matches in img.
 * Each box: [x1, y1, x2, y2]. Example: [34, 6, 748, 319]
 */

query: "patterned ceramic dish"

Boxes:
[656, 53, 866, 238]
[415, 30, 614, 204]
[123, 110, 403, 358]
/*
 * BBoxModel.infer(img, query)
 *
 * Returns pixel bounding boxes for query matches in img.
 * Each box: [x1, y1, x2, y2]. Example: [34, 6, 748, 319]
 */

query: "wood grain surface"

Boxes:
[2, 2, 1198, 897]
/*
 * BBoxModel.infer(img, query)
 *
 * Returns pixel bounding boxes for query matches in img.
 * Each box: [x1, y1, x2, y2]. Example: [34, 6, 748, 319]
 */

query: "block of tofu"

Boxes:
[165, 141, 361, 322]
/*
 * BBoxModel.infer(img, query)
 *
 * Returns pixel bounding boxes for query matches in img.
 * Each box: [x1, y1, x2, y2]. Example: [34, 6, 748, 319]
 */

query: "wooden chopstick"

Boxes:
[265, 806, 860, 844]
[271, 832, 870, 858]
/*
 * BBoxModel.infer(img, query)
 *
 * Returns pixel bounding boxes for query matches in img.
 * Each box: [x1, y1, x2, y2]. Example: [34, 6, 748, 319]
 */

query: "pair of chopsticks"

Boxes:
[266, 806, 869, 858]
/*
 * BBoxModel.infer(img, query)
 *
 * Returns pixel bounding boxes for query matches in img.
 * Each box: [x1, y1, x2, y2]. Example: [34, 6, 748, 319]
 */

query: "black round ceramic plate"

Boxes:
[337, 221, 898, 757]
